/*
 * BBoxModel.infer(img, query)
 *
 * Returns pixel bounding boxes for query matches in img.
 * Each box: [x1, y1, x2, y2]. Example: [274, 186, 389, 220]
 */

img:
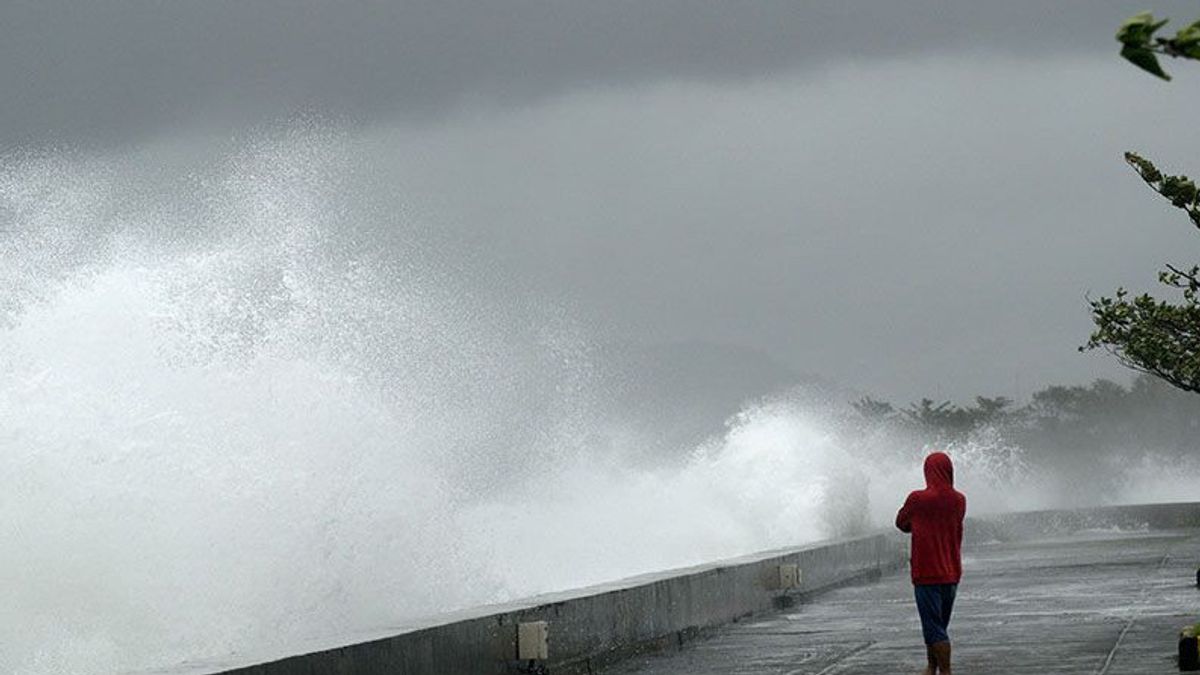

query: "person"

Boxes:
[896, 452, 966, 675]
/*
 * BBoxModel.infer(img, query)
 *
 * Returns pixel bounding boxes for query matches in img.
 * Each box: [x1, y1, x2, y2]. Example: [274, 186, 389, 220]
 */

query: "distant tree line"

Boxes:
[848, 374, 1200, 464]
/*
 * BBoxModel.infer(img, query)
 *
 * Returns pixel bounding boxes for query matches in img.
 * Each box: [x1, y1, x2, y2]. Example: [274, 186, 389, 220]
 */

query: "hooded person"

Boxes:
[896, 452, 966, 675]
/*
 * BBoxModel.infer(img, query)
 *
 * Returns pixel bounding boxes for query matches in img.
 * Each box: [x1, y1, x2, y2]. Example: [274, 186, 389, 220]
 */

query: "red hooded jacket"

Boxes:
[895, 452, 966, 585]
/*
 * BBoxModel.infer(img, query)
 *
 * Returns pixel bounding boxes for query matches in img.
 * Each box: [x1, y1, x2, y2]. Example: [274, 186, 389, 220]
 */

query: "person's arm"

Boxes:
[956, 492, 967, 544]
[895, 493, 914, 533]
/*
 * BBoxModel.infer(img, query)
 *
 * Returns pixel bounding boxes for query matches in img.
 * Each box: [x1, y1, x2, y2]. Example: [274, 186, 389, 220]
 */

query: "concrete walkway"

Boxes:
[601, 529, 1200, 675]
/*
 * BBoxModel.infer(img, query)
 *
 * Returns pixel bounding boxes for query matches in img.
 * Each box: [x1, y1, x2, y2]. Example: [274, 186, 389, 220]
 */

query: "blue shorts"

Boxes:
[914, 583, 957, 645]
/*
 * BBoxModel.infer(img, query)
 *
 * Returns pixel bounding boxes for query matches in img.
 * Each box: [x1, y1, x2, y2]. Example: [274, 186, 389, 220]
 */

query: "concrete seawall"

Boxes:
[965, 501, 1200, 543]
[210, 532, 905, 675]
[205, 501, 1200, 675]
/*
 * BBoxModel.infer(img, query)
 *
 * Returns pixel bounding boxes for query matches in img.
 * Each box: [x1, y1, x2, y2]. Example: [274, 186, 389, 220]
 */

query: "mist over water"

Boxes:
[0, 129, 1189, 673]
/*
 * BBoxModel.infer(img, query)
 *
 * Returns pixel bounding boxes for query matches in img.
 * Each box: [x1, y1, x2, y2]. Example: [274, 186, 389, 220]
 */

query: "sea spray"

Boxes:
[0, 134, 598, 672]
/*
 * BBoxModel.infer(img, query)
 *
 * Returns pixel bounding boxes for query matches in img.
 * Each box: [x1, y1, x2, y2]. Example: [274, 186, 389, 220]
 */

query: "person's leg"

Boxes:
[924, 645, 938, 675]
[942, 583, 957, 627]
[930, 641, 951, 674]
[914, 585, 947, 674]
[932, 584, 957, 673]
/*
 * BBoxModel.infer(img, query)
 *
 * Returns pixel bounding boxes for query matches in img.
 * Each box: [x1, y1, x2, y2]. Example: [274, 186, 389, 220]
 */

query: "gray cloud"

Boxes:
[351, 53, 1200, 402]
[4, 0, 1197, 147]
[7, 1, 1200, 404]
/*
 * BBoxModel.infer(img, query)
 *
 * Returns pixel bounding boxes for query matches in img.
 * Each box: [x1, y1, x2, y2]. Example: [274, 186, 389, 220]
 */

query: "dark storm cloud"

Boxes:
[4, 0, 1197, 146]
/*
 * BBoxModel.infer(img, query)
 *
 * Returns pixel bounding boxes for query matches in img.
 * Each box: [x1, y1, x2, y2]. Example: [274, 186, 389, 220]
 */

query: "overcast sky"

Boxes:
[6, 0, 1200, 402]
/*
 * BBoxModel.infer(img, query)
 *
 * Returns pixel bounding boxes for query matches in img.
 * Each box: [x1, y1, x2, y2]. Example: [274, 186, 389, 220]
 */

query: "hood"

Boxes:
[924, 452, 954, 490]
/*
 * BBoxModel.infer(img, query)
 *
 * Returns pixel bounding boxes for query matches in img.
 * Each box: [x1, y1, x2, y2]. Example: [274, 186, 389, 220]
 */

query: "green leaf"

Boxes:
[1117, 12, 1169, 46]
[1175, 20, 1200, 44]
[1120, 45, 1171, 80]
[1170, 20, 1200, 57]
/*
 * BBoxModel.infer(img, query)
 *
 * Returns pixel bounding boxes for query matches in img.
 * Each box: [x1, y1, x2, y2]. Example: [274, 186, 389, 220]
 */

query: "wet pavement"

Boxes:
[601, 529, 1200, 674]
